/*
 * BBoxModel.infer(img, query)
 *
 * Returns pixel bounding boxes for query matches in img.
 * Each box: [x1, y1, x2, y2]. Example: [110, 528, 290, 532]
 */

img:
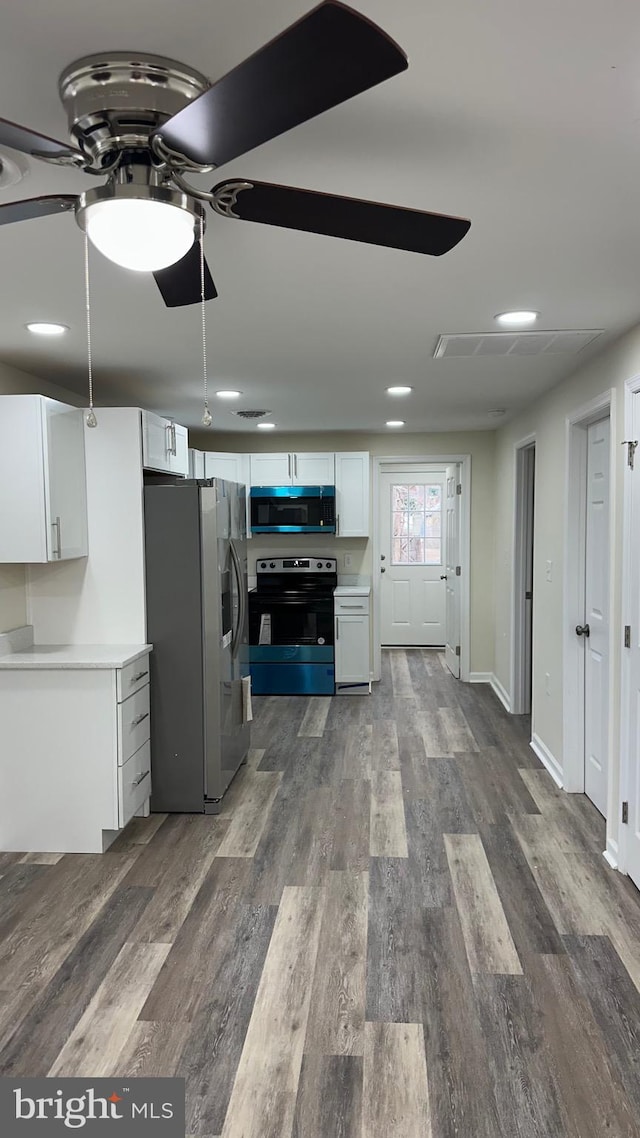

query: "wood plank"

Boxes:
[48, 941, 171, 1076]
[298, 698, 332, 738]
[0, 863, 53, 940]
[402, 754, 477, 835]
[304, 871, 367, 1055]
[248, 786, 334, 906]
[330, 780, 370, 873]
[480, 820, 565, 955]
[0, 885, 153, 1075]
[19, 852, 64, 865]
[339, 723, 372, 780]
[108, 812, 168, 852]
[528, 951, 638, 1138]
[371, 719, 400, 770]
[220, 886, 326, 1138]
[390, 650, 414, 697]
[370, 770, 408, 858]
[420, 709, 454, 757]
[106, 1019, 189, 1078]
[444, 833, 522, 975]
[292, 1055, 362, 1138]
[123, 814, 230, 943]
[438, 706, 479, 753]
[216, 771, 282, 858]
[362, 1022, 431, 1138]
[366, 857, 431, 1022]
[403, 797, 452, 907]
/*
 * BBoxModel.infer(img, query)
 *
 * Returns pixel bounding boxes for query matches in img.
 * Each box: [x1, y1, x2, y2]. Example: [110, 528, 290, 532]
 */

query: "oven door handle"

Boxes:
[229, 538, 245, 660]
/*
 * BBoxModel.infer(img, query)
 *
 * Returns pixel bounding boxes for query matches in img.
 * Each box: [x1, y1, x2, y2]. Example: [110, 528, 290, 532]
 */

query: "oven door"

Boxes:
[250, 486, 335, 533]
[249, 593, 334, 647]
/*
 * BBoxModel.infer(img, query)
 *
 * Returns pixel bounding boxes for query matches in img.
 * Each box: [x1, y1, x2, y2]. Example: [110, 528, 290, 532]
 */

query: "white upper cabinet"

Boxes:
[335, 452, 370, 538]
[205, 451, 247, 484]
[0, 395, 88, 563]
[250, 452, 335, 486]
[188, 449, 206, 478]
[141, 411, 188, 476]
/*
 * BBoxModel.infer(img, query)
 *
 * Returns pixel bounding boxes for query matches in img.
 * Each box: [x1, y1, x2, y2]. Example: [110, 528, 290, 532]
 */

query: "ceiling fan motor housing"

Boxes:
[58, 52, 211, 168]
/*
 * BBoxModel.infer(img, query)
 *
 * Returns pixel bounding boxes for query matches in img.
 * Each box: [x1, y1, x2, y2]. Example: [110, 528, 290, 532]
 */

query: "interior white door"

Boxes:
[379, 470, 446, 646]
[625, 394, 640, 889]
[583, 416, 610, 817]
[444, 465, 461, 677]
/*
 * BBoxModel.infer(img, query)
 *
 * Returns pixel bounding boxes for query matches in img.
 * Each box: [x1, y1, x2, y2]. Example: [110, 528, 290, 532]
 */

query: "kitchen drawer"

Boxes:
[118, 740, 151, 828]
[117, 654, 150, 702]
[334, 595, 370, 616]
[117, 684, 150, 766]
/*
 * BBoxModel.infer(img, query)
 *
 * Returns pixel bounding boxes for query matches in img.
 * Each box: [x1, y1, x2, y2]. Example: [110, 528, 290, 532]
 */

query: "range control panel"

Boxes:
[256, 557, 338, 574]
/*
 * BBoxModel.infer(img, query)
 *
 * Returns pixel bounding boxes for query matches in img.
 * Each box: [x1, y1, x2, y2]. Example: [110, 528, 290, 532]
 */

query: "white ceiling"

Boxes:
[1, 0, 640, 432]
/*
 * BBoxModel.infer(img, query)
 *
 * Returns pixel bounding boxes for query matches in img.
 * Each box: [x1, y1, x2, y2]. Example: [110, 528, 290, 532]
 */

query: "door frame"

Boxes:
[618, 372, 640, 876]
[562, 390, 615, 800]
[372, 453, 471, 681]
[511, 434, 536, 715]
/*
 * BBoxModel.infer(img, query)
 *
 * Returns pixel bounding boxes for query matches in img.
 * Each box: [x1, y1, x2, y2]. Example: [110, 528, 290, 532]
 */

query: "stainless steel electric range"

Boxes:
[248, 557, 337, 695]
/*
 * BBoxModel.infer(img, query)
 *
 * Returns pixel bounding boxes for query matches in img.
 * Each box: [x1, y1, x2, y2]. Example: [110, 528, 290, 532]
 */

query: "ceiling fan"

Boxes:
[0, 0, 471, 308]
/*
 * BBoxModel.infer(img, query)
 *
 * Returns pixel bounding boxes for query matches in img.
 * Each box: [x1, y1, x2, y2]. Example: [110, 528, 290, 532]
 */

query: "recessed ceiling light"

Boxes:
[495, 310, 539, 328]
[257, 422, 276, 430]
[487, 408, 507, 418]
[386, 386, 413, 396]
[386, 420, 405, 428]
[215, 390, 242, 399]
[25, 322, 69, 336]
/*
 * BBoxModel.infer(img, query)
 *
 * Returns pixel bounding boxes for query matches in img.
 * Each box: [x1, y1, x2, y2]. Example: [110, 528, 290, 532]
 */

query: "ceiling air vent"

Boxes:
[233, 409, 272, 419]
[433, 329, 604, 359]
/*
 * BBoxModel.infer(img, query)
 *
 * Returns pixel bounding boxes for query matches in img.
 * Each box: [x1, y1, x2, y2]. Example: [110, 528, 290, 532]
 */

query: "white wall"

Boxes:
[0, 363, 82, 634]
[192, 429, 497, 674]
[492, 320, 640, 857]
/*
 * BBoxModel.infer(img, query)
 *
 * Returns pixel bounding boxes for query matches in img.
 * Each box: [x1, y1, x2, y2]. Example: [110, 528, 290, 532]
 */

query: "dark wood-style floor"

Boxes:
[2, 649, 640, 1137]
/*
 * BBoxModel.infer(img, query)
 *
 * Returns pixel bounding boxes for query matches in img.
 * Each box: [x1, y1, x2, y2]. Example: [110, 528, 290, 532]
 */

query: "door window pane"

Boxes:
[391, 484, 442, 564]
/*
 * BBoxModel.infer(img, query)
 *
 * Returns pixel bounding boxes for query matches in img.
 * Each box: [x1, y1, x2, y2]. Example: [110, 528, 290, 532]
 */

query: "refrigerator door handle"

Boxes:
[229, 538, 245, 660]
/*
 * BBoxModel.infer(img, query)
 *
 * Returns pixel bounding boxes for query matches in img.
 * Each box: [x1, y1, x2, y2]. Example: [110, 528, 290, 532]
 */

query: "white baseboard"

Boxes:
[490, 674, 511, 713]
[530, 733, 563, 787]
[469, 672, 492, 684]
[603, 837, 619, 870]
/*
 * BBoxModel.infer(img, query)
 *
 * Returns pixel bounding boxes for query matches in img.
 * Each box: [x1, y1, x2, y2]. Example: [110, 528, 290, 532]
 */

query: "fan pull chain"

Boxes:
[200, 217, 212, 427]
[84, 233, 97, 428]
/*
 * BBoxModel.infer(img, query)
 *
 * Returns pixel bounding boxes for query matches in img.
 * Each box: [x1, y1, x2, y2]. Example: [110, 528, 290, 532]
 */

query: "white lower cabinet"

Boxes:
[334, 592, 371, 693]
[0, 648, 152, 853]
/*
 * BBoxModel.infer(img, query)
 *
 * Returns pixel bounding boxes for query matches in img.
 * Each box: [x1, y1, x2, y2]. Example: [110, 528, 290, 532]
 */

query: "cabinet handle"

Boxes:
[132, 769, 150, 788]
[288, 453, 292, 480]
[336, 513, 340, 536]
[336, 618, 340, 640]
[339, 604, 364, 609]
[132, 669, 149, 683]
[172, 423, 177, 456]
[131, 711, 149, 727]
[51, 516, 61, 559]
[294, 454, 298, 478]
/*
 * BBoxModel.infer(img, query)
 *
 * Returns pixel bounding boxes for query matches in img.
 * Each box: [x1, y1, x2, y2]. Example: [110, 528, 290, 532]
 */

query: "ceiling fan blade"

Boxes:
[0, 116, 83, 163]
[212, 180, 471, 257]
[152, 243, 218, 307]
[0, 195, 77, 226]
[156, 1, 407, 168]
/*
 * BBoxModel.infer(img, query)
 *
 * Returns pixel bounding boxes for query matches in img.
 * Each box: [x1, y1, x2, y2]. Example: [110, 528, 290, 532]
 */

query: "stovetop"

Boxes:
[254, 557, 338, 596]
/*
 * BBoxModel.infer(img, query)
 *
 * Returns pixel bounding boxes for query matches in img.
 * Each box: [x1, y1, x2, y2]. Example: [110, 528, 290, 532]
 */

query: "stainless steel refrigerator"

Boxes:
[144, 478, 250, 813]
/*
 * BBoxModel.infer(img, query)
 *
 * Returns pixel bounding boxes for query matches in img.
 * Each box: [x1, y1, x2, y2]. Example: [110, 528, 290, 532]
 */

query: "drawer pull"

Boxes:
[339, 603, 365, 609]
[131, 711, 149, 727]
[131, 670, 149, 683]
[132, 769, 150, 788]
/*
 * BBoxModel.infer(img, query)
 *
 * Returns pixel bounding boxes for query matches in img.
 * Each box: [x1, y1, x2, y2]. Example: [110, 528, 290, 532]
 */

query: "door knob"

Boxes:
[440, 574, 448, 580]
[381, 566, 386, 573]
[575, 624, 590, 637]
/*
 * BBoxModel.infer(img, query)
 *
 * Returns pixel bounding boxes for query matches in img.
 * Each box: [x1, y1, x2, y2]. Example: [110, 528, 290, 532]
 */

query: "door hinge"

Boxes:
[456, 483, 462, 495]
[455, 645, 461, 657]
[624, 625, 631, 648]
[622, 801, 629, 824]
[455, 565, 461, 576]
[622, 440, 638, 469]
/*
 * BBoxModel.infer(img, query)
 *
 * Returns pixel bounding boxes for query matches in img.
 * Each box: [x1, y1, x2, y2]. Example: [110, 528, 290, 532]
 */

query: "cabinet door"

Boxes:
[189, 449, 206, 478]
[44, 402, 89, 560]
[0, 395, 48, 562]
[294, 452, 335, 485]
[141, 411, 172, 472]
[335, 452, 370, 538]
[250, 453, 291, 486]
[335, 614, 370, 682]
[170, 424, 189, 476]
[205, 451, 242, 482]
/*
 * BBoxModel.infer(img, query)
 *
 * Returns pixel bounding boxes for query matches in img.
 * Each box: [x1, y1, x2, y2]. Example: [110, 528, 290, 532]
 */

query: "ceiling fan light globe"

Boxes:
[84, 198, 195, 272]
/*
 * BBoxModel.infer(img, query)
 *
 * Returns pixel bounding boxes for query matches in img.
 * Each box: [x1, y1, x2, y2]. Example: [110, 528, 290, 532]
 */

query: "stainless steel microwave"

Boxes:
[250, 485, 336, 533]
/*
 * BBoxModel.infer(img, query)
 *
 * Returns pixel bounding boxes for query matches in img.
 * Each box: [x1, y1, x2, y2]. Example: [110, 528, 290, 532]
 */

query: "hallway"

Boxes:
[1, 650, 640, 1137]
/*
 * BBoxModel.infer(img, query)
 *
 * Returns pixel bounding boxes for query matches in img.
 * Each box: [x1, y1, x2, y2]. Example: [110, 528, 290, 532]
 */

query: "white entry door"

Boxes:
[444, 465, 461, 677]
[583, 417, 610, 817]
[380, 470, 446, 646]
[623, 394, 640, 889]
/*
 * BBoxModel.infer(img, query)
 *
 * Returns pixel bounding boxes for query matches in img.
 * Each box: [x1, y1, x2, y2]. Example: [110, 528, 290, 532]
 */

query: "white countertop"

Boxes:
[334, 585, 371, 597]
[0, 644, 152, 670]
